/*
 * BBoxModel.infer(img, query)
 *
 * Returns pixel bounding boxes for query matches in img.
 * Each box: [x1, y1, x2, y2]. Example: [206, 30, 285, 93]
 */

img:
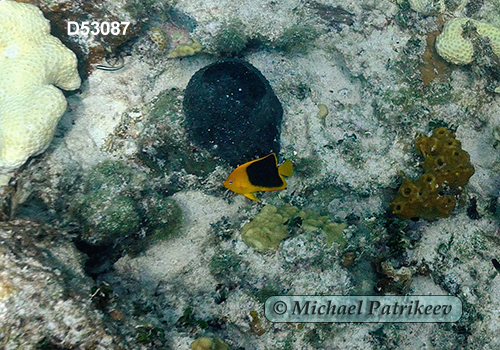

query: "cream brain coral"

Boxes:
[435, 17, 500, 65]
[0, 0, 80, 178]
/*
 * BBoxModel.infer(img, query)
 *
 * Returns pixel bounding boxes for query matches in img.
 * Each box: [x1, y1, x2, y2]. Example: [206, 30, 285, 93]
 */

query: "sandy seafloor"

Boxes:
[4, 0, 500, 348]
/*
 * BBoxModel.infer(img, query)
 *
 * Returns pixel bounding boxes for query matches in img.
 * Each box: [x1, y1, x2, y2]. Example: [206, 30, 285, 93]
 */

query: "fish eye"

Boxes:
[229, 180, 233, 184]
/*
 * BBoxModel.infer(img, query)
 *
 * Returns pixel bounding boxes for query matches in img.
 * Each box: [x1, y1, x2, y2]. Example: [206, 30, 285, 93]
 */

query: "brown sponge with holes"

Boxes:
[390, 127, 475, 220]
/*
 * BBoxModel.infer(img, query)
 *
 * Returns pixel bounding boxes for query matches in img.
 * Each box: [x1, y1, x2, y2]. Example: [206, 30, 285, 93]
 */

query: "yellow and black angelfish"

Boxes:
[223, 153, 293, 201]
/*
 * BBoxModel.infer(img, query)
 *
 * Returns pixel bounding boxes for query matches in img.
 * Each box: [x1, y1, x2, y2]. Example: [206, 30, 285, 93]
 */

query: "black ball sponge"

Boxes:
[183, 59, 283, 166]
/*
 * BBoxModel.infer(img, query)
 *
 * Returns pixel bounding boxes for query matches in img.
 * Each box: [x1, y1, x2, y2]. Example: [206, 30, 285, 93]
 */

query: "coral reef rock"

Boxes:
[0, 219, 124, 349]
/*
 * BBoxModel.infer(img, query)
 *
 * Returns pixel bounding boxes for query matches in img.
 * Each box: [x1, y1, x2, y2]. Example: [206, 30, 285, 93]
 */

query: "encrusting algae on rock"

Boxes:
[390, 127, 474, 220]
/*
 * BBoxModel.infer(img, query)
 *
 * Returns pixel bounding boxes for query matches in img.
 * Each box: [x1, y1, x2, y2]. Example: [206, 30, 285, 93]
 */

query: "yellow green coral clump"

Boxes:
[167, 39, 202, 58]
[301, 210, 348, 248]
[241, 204, 347, 252]
[435, 17, 475, 65]
[190, 337, 230, 350]
[390, 127, 474, 220]
[241, 205, 298, 252]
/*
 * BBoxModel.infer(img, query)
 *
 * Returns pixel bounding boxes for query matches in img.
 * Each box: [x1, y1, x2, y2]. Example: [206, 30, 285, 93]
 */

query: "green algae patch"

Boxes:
[273, 24, 320, 53]
[139, 89, 217, 177]
[79, 196, 141, 244]
[72, 160, 145, 245]
[70, 160, 182, 249]
[324, 223, 348, 248]
[144, 193, 182, 240]
[212, 19, 248, 56]
[241, 204, 347, 252]
[129, 194, 183, 255]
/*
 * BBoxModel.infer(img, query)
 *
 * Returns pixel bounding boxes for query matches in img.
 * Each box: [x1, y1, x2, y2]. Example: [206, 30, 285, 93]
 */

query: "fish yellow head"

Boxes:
[223, 166, 251, 195]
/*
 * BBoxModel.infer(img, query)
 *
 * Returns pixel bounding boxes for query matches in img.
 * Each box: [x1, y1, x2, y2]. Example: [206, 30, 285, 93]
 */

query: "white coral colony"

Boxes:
[0, 0, 80, 183]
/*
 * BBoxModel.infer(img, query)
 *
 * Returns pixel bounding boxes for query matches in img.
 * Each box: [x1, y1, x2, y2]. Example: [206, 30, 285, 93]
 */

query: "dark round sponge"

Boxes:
[183, 59, 283, 166]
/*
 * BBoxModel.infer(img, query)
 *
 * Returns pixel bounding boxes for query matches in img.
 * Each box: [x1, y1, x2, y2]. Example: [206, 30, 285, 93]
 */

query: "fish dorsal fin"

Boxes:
[278, 159, 293, 177]
[244, 192, 260, 201]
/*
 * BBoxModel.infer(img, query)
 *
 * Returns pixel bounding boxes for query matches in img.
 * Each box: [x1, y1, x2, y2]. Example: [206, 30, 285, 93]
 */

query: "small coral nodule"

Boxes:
[390, 127, 474, 220]
[167, 38, 202, 58]
[190, 337, 230, 350]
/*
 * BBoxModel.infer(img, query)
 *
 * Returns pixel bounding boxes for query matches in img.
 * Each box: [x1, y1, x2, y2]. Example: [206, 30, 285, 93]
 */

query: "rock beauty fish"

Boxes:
[223, 153, 293, 201]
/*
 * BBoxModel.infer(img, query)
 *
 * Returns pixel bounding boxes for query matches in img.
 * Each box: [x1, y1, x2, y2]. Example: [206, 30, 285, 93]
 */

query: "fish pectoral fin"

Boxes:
[244, 192, 260, 201]
[278, 159, 293, 177]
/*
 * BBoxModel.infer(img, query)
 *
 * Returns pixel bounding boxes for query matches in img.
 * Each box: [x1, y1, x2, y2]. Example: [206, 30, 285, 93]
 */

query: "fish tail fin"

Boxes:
[244, 192, 260, 201]
[278, 159, 293, 177]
